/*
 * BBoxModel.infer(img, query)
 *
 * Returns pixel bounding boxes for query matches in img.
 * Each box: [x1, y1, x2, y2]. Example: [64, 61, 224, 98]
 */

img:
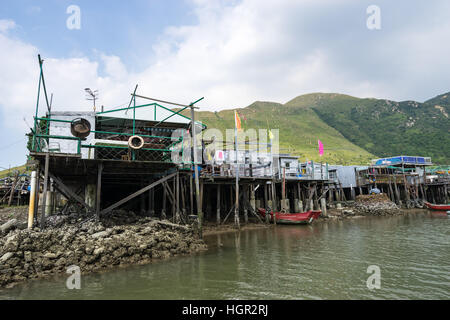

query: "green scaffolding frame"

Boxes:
[30, 54, 204, 164]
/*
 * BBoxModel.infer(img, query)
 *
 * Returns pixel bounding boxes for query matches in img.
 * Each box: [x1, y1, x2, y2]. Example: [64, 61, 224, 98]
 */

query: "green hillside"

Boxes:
[425, 92, 450, 106]
[0, 165, 28, 178]
[286, 93, 449, 164]
[186, 101, 375, 165]
[186, 92, 449, 165]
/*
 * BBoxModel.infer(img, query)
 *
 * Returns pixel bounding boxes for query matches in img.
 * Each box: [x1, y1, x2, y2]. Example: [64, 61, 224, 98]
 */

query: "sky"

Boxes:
[1, 0, 450, 168]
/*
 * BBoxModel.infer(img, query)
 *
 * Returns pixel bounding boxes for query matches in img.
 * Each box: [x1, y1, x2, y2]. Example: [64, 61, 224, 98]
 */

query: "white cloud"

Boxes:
[1, 1, 450, 165]
[0, 19, 16, 33]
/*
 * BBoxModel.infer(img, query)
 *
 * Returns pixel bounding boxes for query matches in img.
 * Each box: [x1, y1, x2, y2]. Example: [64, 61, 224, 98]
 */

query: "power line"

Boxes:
[0, 137, 26, 150]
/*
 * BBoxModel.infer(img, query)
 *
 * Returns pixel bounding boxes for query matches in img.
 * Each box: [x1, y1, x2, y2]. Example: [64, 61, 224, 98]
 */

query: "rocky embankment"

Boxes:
[327, 194, 401, 218]
[352, 194, 401, 216]
[0, 210, 206, 288]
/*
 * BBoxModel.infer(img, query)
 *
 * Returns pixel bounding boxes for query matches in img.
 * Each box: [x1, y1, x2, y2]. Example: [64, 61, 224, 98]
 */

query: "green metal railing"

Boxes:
[30, 116, 194, 163]
[30, 55, 206, 164]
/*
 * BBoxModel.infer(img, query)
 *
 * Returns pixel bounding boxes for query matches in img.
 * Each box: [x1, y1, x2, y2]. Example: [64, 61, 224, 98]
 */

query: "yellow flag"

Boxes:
[268, 130, 274, 140]
[235, 110, 242, 131]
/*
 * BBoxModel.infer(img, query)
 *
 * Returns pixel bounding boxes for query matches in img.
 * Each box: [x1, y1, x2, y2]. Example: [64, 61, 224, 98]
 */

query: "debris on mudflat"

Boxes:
[353, 194, 401, 216]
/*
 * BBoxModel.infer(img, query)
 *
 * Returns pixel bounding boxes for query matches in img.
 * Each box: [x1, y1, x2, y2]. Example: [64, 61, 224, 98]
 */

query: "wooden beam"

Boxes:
[7, 171, 20, 206]
[216, 184, 221, 225]
[101, 172, 176, 215]
[163, 181, 175, 204]
[40, 152, 50, 227]
[96, 162, 103, 219]
[175, 172, 180, 223]
[48, 172, 92, 212]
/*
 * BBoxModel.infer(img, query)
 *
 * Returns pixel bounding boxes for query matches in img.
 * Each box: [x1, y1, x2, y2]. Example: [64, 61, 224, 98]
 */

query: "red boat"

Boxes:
[257, 208, 321, 225]
[424, 201, 450, 211]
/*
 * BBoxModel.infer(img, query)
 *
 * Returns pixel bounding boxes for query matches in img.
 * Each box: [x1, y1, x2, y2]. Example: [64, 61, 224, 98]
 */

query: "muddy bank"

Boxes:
[0, 210, 206, 288]
[203, 222, 269, 236]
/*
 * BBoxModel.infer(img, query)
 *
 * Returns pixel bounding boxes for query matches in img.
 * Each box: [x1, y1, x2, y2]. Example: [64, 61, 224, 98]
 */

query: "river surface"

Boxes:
[1, 210, 449, 300]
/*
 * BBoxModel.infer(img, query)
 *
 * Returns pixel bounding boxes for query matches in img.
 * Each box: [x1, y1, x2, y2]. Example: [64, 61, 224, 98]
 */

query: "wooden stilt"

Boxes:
[271, 181, 277, 211]
[96, 162, 103, 220]
[271, 181, 277, 225]
[39, 152, 50, 227]
[393, 176, 401, 205]
[162, 183, 167, 220]
[216, 185, 221, 225]
[388, 178, 395, 203]
[189, 173, 194, 215]
[180, 176, 186, 220]
[140, 178, 146, 215]
[7, 171, 20, 206]
[148, 185, 154, 217]
[243, 185, 248, 224]
[175, 171, 180, 223]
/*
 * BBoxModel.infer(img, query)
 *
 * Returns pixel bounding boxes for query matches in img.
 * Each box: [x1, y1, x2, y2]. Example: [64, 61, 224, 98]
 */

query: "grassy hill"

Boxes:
[0, 165, 28, 178]
[185, 92, 449, 165]
[185, 100, 375, 165]
[286, 93, 449, 164]
[425, 92, 450, 106]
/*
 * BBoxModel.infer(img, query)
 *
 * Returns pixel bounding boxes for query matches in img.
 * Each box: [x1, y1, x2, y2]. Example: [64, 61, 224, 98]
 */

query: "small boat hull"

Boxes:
[257, 208, 321, 225]
[424, 201, 450, 211]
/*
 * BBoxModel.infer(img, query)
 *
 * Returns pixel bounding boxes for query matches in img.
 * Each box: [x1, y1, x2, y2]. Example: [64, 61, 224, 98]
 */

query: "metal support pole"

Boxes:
[28, 171, 37, 229]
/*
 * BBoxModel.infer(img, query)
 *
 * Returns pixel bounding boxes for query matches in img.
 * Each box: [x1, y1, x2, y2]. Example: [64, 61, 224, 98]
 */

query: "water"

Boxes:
[1, 211, 449, 300]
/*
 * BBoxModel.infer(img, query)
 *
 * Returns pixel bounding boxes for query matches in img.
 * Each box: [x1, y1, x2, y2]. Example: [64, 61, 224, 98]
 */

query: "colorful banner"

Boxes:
[318, 139, 324, 156]
[235, 110, 242, 131]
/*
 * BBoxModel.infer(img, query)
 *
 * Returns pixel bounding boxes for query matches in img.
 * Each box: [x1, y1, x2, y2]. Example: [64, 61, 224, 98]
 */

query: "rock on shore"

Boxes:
[353, 194, 401, 216]
[0, 211, 206, 288]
